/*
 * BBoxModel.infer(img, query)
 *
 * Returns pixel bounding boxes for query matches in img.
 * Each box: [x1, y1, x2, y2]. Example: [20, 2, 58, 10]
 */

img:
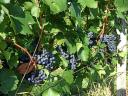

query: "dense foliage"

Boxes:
[0, 0, 128, 95]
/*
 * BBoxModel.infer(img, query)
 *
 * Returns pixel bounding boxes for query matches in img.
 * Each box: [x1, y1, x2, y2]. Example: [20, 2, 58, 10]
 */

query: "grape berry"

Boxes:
[101, 34, 116, 52]
[27, 70, 47, 84]
[87, 32, 96, 46]
[56, 46, 77, 70]
[34, 49, 55, 70]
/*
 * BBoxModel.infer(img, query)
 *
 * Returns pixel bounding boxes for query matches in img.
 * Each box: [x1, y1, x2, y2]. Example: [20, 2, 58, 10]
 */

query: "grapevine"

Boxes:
[0, 0, 127, 95]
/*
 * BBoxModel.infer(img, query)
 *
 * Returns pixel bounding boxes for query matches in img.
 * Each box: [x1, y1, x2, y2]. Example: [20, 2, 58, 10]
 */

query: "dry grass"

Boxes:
[86, 84, 112, 96]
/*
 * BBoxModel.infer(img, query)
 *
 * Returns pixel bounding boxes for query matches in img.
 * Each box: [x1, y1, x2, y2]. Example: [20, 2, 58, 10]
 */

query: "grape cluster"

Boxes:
[87, 32, 96, 46]
[56, 46, 77, 70]
[34, 49, 55, 70]
[20, 46, 78, 84]
[19, 49, 55, 84]
[27, 70, 47, 84]
[101, 34, 116, 52]
[19, 54, 29, 63]
[69, 54, 77, 70]
[56, 46, 69, 59]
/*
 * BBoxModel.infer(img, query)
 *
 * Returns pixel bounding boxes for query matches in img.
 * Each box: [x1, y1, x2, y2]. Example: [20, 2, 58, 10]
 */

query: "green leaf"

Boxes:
[44, 0, 67, 14]
[69, 1, 80, 18]
[62, 70, 73, 84]
[8, 53, 19, 69]
[97, 69, 106, 79]
[78, 0, 98, 9]
[82, 78, 89, 88]
[115, 0, 128, 12]
[0, 76, 19, 94]
[94, 64, 103, 70]
[3, 51, 11, 61]
[60, 56, 69, 68]
[7, 4, 25, 18]
[31, 6, 40, 18]
[50, 28, 61, 35]
[78, 46, 89, 61]
[0, 37, 7, 50]
[59, 81, 70, 94]
[24, 2, 34, 10]
[94, 64, 106, 78]
[0, 10, 5, 23]
[83, 35, 89, 45]
[69, 1, 84, 27]
[0, 69, 19, 94]
[119, 51, 127, 57]
[42, 88, 60, 96]
[12, 12, 35, 35]
[51, 67, 64, 76]
[0, 60, 3, 69]
[0, 0, 10, 4]
[65, 39, 76, 54]
[76, 42, 82, 52]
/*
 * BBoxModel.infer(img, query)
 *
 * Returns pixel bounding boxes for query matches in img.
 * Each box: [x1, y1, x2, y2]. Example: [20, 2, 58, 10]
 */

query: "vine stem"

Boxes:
[15, 0, 43, 95]
[14, 43, 33, 61]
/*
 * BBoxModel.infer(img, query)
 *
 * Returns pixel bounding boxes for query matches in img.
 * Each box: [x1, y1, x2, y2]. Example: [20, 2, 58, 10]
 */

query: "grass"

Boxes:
[86, 83, 112, 96]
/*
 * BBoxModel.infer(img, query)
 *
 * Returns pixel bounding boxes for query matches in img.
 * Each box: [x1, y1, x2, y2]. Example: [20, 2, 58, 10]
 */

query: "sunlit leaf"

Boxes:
[62, 70, 73, 84]
[78, 0, 98, 9]
[115, 0, 128, 12]
[82, 78, 89, 88]
[31, 6, 40, 17]
[78, 46, 90, 61]
[0, 0, 10, 4]
[43, 0, 67, 14]
[42, 88, 60, 96]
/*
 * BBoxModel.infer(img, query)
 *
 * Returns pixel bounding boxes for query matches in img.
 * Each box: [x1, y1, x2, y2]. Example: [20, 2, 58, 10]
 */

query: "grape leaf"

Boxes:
[69, 1, 80, 18]
[31, 6, 40, 18]
[0, 69, 19, 94]
[24, 2, 33, 10]
[12, 12, 35, 35]
[0, 0, 10, 4]
[76, 42, 82, 52]
[3, 51, 12, 61]
[115, 0, 128, 12]
[60, 56, 69, 68]
[78, 0, 98, 9]
[42, 88, 60, 96]
[82, 78, 89, 88]
[78, 46, 90, 61]
[0, 37, 7, 50]
[8, 53, 19, 69]
[43, 0, 67, 14]
[65, 39, 77, 54]
[62, 70, 73, 84]
[0, 9, 4, 23]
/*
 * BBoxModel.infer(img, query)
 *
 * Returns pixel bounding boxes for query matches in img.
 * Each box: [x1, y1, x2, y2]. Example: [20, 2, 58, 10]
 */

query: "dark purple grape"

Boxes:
[69, 54, 77, 70]
[27, 70, 47, 84]
[56, 46, 69, 59]
[100, 34, 116, 52]
[34, 49, 55, 70]
[101, 34, 116, 43]
[107, 41, 116, 52]
[56, 45, 78, 70]
[87, 32, 97, 46]
[19, 54, 29, 63]
[87, 32, 94, 38]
